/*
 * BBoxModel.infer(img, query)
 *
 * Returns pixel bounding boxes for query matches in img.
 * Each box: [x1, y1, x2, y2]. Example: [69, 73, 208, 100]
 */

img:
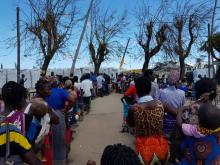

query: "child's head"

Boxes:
[198, 102, 220, 130]
[101, 144, 141, 165]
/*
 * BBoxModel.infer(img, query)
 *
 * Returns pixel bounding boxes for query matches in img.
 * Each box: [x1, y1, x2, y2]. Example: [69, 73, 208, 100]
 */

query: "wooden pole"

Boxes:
[211, 0, 218, 35]
[119, 38, 130, 71]
[210, 0, 218, 77]
[70, 0, 94, 74]
[17, 7, 21, 83]
[208, 24, 211, 78]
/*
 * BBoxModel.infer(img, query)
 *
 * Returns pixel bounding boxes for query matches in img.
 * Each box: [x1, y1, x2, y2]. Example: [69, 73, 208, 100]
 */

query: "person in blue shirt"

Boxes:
[89, 72, 97, 83]
[44, 79, 77, 165]
[89, 72, 97, 98]
[178, 79, 188, 94]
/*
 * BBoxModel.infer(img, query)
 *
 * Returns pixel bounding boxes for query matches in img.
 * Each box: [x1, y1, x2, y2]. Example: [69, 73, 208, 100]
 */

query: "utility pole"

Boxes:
[210, 0, 218, 77]
[119, 38, 130, 71]
[208, 24, 211, 78]
[211, 0, 218, 35]
[70, 0, 94, 74]
[17, 6, 21, 83]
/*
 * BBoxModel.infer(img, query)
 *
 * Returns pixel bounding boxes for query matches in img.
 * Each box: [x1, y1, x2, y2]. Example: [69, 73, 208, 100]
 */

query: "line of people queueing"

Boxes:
[0, 72, 113, 165]
[120, 69, 220, 165]
[0, 69, 219, 165]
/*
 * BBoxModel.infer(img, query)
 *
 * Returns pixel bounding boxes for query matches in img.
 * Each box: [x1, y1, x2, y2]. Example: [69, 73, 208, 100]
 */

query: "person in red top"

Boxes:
[120, 81, 137, 133]
[124, 81, 137, 104]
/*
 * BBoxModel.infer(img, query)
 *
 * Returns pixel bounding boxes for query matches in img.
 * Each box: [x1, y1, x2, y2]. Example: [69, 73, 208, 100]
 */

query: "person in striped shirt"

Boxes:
[0, 123, 41, 164]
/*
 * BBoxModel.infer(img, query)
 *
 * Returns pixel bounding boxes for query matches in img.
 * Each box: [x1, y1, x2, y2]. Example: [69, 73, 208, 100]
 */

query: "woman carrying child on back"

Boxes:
[176, 78, 220, 164]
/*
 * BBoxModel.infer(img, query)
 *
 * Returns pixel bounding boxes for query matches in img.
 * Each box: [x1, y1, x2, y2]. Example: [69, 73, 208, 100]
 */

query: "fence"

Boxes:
[0, 68, 119, 88]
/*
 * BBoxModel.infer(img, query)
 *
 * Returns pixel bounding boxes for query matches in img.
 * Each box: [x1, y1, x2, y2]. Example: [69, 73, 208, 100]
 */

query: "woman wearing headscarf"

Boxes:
[159, 70, 186, 138]
[159, 70, 186, 163]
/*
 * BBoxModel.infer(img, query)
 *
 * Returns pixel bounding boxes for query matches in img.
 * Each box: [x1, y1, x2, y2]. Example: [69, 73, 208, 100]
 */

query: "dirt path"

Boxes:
[69, 93, 134, 165]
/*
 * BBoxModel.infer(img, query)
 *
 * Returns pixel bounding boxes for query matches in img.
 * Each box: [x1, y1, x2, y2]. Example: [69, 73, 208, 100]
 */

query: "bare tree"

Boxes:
[136, 0, 169, 71]
[88, 2, 128, 74]
[22, 0, 78, 74]
[164, 0, 211, 79]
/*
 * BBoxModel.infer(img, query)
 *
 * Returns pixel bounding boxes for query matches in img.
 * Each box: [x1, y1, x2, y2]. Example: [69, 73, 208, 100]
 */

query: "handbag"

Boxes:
[0, 123, 24, 165]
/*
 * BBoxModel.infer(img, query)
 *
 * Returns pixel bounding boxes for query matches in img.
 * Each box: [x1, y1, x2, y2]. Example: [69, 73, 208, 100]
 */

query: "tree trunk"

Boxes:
[41, 56, 52, 75]
[179, 57, 185, 80]
[216, 65, 220, 84]
[94, 63, 101, 75]
[142, 55, 151, 72]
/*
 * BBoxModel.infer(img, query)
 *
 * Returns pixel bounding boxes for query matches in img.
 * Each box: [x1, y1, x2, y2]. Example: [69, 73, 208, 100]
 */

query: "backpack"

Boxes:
[0, 123, 24, 165]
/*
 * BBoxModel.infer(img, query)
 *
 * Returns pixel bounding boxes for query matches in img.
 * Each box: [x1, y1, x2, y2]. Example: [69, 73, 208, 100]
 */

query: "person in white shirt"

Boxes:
[80, 74, 93, 112]
[73, 76, 81, 91]
[96, 73, 105, 97]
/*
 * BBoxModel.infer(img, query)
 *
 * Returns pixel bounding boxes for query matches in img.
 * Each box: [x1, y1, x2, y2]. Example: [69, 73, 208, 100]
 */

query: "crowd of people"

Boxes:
[120, 69, 220, 165]
[0, 69, 219, 165]
[0, 72, 115, 165]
